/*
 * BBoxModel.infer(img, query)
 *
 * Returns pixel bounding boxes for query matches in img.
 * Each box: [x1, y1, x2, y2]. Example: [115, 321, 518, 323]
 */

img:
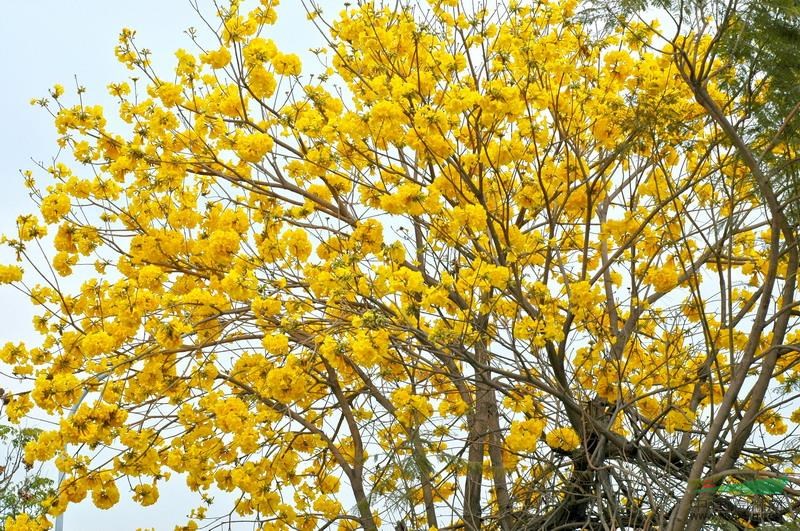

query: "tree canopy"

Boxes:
[3, 0, 800, 530]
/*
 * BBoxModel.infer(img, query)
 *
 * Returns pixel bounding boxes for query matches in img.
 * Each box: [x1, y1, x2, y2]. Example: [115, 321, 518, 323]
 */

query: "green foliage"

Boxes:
[0, 425, 54, 529]
[723, 0, 800, 126]
[721, 0, 800, 223]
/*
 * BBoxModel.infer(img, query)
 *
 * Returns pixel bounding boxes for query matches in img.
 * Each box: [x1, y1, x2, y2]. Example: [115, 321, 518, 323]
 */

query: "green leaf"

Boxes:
[699, 477, 789, 495]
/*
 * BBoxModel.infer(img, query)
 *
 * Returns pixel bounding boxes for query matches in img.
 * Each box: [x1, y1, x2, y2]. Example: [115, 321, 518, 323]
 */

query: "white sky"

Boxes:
[0, 1, 332, 529]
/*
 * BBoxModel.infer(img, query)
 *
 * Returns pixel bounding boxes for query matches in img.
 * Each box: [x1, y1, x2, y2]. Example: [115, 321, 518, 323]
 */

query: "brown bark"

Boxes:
[463, 339, 492, 531]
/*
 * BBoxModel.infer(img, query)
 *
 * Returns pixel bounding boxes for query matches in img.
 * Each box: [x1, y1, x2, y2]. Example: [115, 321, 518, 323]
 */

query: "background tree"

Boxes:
[3, 0, 800, 530]
[0, 420, 55, 529]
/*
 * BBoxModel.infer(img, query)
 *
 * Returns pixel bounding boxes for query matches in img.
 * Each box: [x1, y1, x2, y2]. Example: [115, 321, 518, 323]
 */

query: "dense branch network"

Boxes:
[1, 0, 800, 530]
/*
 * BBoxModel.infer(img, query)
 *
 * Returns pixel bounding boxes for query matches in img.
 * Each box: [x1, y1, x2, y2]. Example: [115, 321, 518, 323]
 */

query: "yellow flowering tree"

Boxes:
[3, 0, 800, 529]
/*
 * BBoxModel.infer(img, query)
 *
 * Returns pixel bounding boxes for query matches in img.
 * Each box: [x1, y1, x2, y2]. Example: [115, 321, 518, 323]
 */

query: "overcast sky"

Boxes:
[0, 1, 331, 529]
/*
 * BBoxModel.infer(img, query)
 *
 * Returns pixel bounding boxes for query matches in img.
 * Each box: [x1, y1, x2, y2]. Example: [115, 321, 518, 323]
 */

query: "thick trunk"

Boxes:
[486, 387, 513, 531]
[463, 340, 492, 531]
